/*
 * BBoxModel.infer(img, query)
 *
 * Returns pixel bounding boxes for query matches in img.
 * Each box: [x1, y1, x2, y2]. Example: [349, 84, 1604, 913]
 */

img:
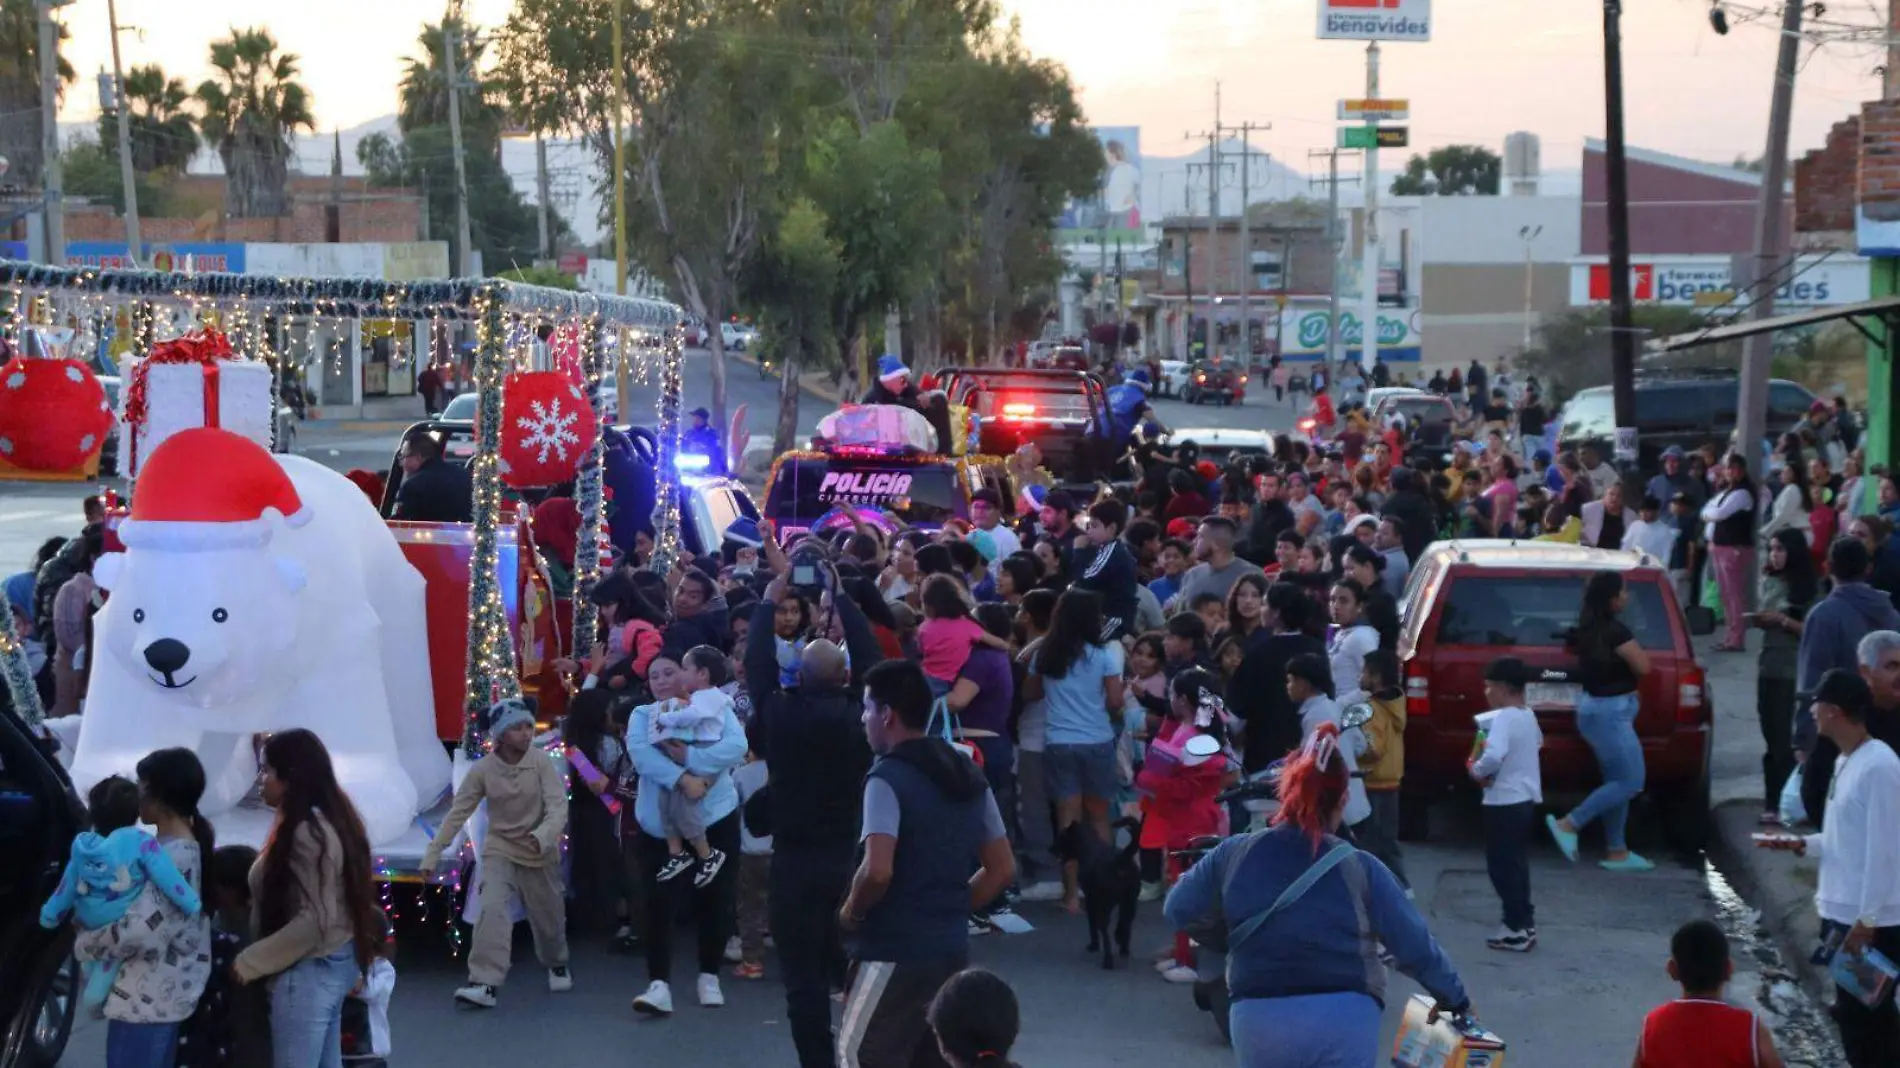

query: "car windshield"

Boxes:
[765, 457, 964, 528]
[1385, 396, 1451, 424]
[1432, 573, 1676, 651]
[441, 393, 478, 421]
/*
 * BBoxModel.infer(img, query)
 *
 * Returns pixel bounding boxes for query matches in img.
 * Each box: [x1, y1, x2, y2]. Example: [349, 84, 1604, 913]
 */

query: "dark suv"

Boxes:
[1185, 359, 1247, 405]
[0, 710, 82, 1068]
[1397, 541, 1712, 850]
[1556, 373, 1815, 471]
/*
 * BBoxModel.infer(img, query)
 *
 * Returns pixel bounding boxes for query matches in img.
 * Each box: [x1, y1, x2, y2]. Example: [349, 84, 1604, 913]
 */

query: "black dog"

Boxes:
[1056, 817, 1141, 970]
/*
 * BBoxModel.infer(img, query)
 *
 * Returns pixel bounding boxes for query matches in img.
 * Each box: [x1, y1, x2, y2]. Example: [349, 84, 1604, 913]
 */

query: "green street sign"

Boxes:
[1338, 126, 1409, 149]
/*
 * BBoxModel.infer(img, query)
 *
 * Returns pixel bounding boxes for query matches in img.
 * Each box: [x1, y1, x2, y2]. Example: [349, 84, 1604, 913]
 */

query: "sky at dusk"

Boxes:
[46, 0, 1890, 175]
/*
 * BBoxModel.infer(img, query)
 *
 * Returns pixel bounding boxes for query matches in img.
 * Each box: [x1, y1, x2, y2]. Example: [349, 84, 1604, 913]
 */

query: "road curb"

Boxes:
[1706, 799, 1831, 1002]
[724, 348, 842, 406]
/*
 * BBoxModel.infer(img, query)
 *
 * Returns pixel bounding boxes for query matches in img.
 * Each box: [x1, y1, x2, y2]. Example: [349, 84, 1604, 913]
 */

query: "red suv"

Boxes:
[1396, 541, 1712, 850]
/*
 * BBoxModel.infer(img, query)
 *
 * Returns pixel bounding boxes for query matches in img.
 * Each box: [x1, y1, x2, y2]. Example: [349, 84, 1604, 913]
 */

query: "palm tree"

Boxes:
[112, 64, 198, 173]
[195, 28, 315, 218]
[398, 18, 500, 139]
[0, 0, 74, 187]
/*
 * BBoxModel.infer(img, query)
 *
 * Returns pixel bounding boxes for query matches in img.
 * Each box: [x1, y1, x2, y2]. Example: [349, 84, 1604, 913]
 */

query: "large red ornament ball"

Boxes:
[0, 355, 114, 471]
[499, 370, 597, 488]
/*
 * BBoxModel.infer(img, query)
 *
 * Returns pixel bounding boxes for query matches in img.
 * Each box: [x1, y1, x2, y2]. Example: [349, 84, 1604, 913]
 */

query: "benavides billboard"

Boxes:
[1317, 0, 1432, 42]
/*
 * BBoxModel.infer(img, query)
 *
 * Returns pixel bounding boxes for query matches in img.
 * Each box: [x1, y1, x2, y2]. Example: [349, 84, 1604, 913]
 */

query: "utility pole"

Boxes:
[1736, 0, 1804, 479]
[1230, 121, 1269, 365]
[441, 5, 475, 277]
[1208, 85, 1221, 356]
[612, 0, 628, 299]
[1602, 0, 1638, 452]
[1182, 162, 1202, 359]
[1309, 146, 1359, 370]
[535, 136, 552, 264]
[1360, 41, 1381, 373]
[105, 0, 139, 265]
[326, 131, 342, 242]
[36, 0, 64, 266]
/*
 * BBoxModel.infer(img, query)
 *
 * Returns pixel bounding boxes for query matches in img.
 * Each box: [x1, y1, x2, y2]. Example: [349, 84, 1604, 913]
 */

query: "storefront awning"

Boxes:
[1656, 294, 1900, 351]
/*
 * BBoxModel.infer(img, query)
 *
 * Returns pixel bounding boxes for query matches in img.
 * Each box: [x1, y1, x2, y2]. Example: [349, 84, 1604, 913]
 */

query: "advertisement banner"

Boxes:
[1570, 256, 1869, 309]
[1317, 0, 1433, 43]
[1281, 307, 1422, 361]
[66, 242, 246, 273]
[1057, 126, 1142, 242]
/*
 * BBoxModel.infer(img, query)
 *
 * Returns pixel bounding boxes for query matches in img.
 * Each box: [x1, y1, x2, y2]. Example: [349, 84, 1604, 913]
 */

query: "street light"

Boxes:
[1518, 225, 1543, 352]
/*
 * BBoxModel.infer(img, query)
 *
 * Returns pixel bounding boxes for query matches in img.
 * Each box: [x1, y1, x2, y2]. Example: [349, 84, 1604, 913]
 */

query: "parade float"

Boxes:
[0, 262, 683, 942]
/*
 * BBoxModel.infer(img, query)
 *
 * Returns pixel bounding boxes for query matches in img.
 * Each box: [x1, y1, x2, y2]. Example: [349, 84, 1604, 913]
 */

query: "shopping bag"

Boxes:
[1778, 764, 1808, 827]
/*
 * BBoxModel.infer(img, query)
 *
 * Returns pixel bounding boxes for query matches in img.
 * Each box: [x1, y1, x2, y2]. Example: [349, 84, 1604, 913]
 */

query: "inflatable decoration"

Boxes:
[500, 370, 597, 488]
[122, 328, 275, 477]
[70, 426, 450, 845]
[0, 333, 113, 472]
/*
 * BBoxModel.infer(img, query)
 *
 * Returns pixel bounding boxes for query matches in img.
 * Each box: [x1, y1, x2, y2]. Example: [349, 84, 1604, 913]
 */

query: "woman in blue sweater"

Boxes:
[1164, 723, 1469, 1067]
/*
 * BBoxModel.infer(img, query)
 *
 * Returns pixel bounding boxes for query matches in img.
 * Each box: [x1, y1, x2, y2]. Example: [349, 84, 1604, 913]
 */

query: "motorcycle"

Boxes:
[1177, 703, 1374, 1046]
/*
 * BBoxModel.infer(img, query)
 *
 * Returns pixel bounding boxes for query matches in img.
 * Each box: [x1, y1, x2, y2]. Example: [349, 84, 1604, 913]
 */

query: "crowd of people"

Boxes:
[9, 355, 1900, 1068]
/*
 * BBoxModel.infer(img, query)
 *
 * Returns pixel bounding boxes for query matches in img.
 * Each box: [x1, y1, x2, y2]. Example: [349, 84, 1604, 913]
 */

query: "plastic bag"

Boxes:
[1779, 764, 1807, 827]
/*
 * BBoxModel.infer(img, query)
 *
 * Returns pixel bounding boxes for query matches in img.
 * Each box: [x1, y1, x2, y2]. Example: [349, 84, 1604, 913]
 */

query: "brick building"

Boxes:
[61, 175, 425, 245]
[1152, 205, 1331, 359]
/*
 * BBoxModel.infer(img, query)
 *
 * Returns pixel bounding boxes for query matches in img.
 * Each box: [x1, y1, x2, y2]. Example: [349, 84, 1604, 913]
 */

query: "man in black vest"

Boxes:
[391, 428, 473, 523]
[747, 570, 880, 1068]
[837, 660, 1014, 1068]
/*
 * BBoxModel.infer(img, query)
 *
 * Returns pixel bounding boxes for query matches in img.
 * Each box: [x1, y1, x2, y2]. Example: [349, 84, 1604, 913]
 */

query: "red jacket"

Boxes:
[1136, 721, 1226, 851]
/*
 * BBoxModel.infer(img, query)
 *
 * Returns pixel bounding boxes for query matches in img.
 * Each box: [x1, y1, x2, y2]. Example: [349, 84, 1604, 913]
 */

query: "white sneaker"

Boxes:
[1158, 965, 1199, 984]
[1137, 880, 1164, 902]
[1153, 957, 1177, 974]
[453, 982, 497, 1008]
[724, 935, 743, 963]
[632, 980, 673, 1016]
[547, 967, 573, 992]
[697, 973, 726, 1007]
[1017, 881, 1065, 903]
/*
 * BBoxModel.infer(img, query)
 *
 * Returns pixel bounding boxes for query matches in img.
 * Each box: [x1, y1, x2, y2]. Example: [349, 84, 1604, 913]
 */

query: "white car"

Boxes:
[1155, 360, 1192, 398]
[719, 322, 754, 352]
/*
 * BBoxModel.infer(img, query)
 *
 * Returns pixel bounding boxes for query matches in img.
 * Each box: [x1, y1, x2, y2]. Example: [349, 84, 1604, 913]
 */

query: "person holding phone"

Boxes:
[1755, 669, 1900, 1068]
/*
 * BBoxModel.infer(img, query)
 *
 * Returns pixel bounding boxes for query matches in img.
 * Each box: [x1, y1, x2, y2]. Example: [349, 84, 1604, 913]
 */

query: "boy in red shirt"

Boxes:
[1634, 919, 1784, 1068]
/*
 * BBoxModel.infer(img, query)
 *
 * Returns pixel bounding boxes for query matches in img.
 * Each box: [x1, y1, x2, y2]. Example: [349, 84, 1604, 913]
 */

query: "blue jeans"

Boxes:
[106, 1020, 179, 1068]
[1567, 691, 1645, 852]
[271, 947, 360, 1068]
[1230, 991, 1382, 1067]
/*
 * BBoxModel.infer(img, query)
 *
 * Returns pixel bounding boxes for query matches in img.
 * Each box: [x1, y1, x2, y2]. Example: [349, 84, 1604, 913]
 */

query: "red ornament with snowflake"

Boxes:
[0, 347, 115, 472]
[498, 370, 597, 488]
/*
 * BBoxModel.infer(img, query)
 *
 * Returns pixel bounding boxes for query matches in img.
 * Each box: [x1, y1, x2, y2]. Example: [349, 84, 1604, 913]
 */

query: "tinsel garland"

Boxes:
[649, 328, 685, 574]
[0, 626, 43, 727]
[462, 286, 524, 757]
[571, 313, 607, 655]
[0, 260, 678, 328]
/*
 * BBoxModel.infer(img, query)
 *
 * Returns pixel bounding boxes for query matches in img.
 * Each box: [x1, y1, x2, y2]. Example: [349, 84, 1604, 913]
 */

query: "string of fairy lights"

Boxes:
[571, 312, 608, 657]
[0, 260, 684, 764]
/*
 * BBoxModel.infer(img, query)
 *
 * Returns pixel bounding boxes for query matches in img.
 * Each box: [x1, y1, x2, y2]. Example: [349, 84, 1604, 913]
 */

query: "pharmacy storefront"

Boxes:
[1568, 254, 1871, 310]
[1276, 303, 1423, 363]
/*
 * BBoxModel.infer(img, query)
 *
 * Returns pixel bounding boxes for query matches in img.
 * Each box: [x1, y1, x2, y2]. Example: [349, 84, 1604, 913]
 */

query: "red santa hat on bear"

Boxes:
[117, 426, 313, 551]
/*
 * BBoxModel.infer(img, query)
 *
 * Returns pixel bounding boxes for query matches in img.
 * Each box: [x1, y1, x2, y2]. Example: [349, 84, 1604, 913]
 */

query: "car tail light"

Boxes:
[1297, 417, 1316, 432]
[1001, 402, 1036, 419]
[1195, 374, 1206, 383]
[1239, 375, 1249, 384]
[1405, 669, 1431, 716]
[1678, 666, 1707, 724]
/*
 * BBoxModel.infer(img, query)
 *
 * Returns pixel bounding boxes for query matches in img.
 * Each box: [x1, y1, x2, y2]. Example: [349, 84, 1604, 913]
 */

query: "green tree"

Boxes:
[63, 135, 170, 215]
[105, 64, 199, 173]
[1518, 304, 1739, 402]
[398, 18, 502, 138]
[1389, 144, 1501, 196]
[498, 264, 579, 289]
[195, 28, 316, 217]
[496, 0, 804, 433]
[743, 197, 842, 452]
[356, 125, 557, 274]
[0, 0, 73, 187]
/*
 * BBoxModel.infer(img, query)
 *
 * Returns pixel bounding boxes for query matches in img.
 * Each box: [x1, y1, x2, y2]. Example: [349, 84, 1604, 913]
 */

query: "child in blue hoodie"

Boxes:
[41, 775, 203, 1012]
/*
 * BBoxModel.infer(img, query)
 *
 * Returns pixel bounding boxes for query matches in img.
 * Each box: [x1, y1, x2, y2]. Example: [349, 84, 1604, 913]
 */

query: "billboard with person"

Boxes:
[1058, 126, 1142, 242]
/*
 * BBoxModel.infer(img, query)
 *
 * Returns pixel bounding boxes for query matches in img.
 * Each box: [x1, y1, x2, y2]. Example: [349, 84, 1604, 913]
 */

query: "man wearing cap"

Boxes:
[1758, 668, 1900, 1067]
[683, 407, 725, 474]
[392, 427, 474, 523]
[861, 354, 922, 408]
[1645, 446, 1705, 521]
[423, 697, 572, 1008]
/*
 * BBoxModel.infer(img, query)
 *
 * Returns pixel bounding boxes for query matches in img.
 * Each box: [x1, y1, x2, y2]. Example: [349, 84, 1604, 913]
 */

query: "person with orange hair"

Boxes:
[1163, 721, 1470, 1067]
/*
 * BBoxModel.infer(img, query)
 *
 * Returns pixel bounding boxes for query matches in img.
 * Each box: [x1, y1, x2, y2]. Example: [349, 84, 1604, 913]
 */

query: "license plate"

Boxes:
[1527, 682, 1581, 708]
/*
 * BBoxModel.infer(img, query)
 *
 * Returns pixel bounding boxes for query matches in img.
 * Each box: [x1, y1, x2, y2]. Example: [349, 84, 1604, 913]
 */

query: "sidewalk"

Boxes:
[302, 394, 431, 435]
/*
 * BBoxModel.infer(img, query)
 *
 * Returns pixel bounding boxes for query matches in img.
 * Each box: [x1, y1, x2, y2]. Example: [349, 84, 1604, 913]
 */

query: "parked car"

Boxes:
[1556, 371, 1816, 472]
[1397, 540, 1712, 850]
[1184, 359, 1246, 405]
[0, 709, 83, 1068]
[719, 322, 751, 352]
[1150, 428, 1280, 471]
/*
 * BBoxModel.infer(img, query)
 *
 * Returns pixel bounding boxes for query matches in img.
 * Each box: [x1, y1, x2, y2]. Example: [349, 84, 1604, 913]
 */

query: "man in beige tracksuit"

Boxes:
[421, 697, 572, 1007]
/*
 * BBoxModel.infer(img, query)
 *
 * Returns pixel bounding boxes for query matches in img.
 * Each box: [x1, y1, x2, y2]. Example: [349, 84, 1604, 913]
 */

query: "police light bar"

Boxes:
[676, 453, 711, 470]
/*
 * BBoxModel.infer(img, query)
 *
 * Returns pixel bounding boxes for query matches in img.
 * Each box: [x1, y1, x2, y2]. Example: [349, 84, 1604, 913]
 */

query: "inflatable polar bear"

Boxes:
[71, 426, 450, 845]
